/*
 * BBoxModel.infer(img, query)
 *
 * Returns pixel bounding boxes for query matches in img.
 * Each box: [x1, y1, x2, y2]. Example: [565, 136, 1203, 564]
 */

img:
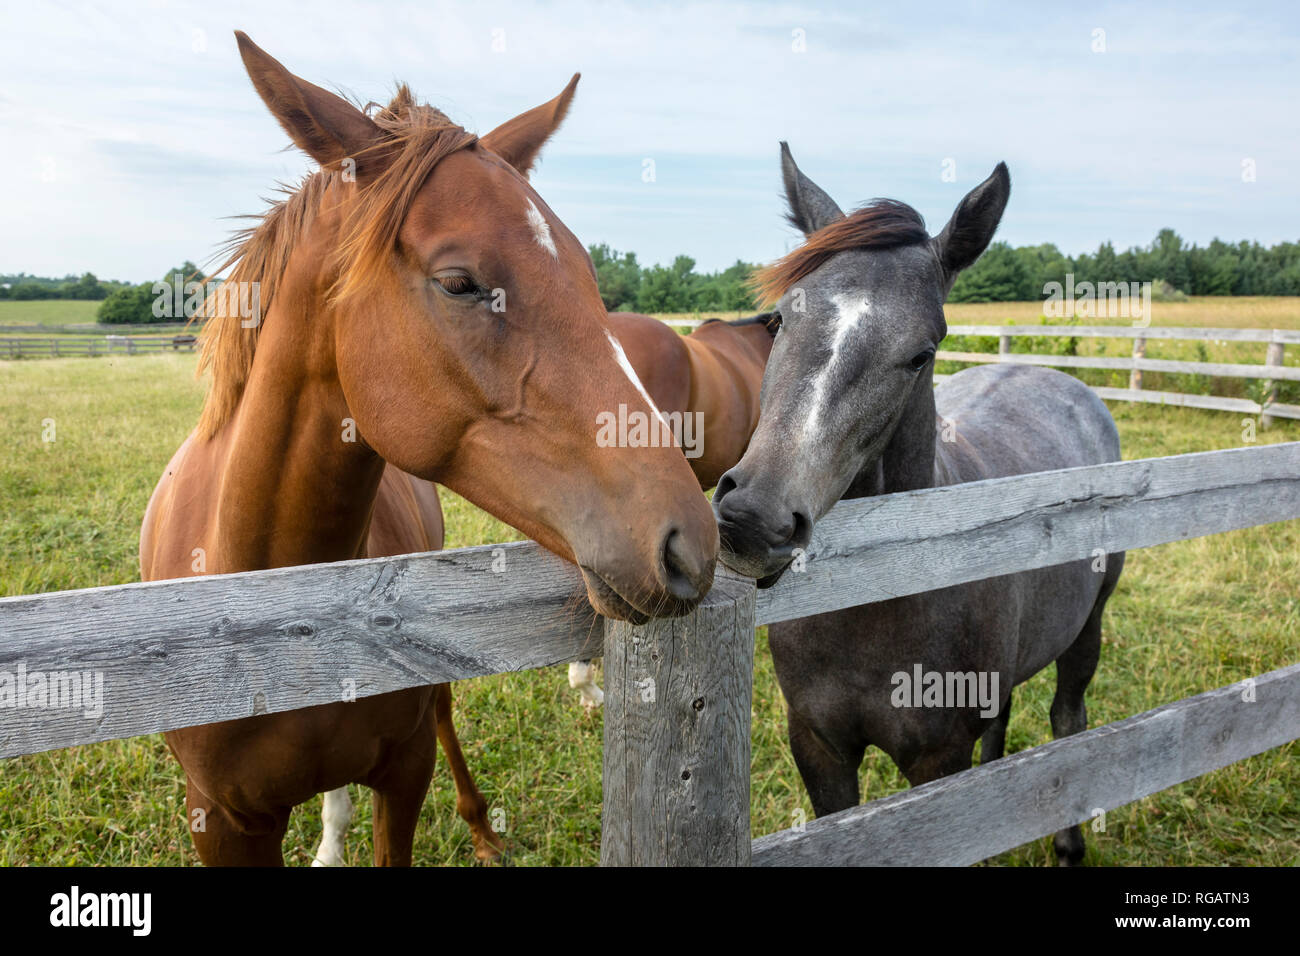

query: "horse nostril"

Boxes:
[660, 529, 702, 600]
[790, 510, 811, 547]
[713, 472, 737, 507]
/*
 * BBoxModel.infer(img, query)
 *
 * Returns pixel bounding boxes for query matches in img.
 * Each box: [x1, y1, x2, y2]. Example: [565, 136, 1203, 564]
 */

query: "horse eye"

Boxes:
[909, 348, 935, 371]
[432, 272, 479, 297]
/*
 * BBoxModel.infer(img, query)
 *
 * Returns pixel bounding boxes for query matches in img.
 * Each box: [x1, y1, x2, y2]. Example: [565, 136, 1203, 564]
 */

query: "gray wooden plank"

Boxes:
[752, 662, 1300, 866]
[4, 443, 1297, 758]
[755, 442, 1300, 626]
[946, 325, 1300, 344]
[0, 539, 600, 758]
[937, 349, 1300, 381]
[1089, 386, 1261, 415]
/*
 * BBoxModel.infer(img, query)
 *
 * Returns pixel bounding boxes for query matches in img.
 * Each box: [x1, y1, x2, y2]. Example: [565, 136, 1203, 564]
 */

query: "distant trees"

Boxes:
[0, 272, 122, 300]
[588, 244, 761, 314]
[7, 226, 1300, 319]
[951, 230, 1300, 302]
[97, 262, 208, 324]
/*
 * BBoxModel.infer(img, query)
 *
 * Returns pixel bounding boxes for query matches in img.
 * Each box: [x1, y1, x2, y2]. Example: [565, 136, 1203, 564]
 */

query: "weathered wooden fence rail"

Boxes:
[753, 662, 1300, 866]
[937, 324, 1299, 423]
[2, 441, 1298, 865]
[665, 319, 1300, 422]
[0, 335, 197, 359]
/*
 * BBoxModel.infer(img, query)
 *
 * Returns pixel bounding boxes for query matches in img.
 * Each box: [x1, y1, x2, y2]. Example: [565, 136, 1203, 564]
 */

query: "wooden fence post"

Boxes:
[601, 574, 756, 866]
[1130, 336, 1146, 390]
[1262, 340, 1285, 428]
[998, 335, 1011, 360]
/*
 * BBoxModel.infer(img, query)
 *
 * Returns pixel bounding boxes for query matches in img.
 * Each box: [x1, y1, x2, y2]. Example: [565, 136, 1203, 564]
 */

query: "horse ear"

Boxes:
[780, 141, 844, 236]
[932, 162, 1011, 282]
[234, 31, 388, 178]
[481, 74, 580, 178]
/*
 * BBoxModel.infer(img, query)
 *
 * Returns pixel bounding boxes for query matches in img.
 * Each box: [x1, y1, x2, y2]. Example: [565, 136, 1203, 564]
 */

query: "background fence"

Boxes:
[1, 442, 1298, 864]
[664, 318, 1300, 425]
[0, 334, 197, 358]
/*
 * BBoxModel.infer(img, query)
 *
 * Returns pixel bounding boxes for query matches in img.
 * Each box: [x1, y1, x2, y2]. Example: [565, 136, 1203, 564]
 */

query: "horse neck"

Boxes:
[211, 286, 384, 571]
[845, 370, 938, 499]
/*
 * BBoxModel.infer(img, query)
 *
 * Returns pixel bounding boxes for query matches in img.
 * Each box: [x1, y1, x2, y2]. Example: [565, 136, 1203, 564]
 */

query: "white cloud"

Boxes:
[0, 0, 1296, 279]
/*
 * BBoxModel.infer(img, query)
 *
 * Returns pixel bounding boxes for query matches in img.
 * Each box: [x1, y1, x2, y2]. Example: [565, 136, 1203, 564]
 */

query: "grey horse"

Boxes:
[713, 144, 1124, 864]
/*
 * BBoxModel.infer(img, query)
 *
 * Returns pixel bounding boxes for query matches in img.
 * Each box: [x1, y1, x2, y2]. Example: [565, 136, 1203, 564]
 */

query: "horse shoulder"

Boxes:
[140, 431, 221, 582]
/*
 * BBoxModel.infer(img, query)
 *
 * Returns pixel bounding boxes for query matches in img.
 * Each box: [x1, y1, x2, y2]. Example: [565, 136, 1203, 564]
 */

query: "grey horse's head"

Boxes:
[714, 142, 1010, 582]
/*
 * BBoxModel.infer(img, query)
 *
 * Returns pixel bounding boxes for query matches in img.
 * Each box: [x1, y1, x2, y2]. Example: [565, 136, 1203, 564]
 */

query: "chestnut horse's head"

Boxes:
[212, 33, 717, 620]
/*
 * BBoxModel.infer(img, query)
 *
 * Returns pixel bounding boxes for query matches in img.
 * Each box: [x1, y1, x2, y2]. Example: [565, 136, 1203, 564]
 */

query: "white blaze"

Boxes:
[605, 329, 671, 429]
[804, 293, 870, 439]
[525, 198, 557, 258]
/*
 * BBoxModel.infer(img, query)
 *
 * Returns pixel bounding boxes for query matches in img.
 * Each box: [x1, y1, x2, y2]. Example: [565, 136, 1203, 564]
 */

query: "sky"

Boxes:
[1, 0, 1297, 281]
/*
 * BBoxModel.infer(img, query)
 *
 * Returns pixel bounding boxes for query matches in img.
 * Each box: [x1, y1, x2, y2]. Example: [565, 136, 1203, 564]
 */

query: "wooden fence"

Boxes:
[0, 334, 197, 359]
[666, 319, 1300, 425]
[1, 441, 1298, 865]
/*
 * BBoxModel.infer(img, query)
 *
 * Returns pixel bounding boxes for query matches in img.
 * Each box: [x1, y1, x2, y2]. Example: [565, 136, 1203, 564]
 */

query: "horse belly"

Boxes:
[168, 688, 436, 814]
[1008, 560, 1103, 682]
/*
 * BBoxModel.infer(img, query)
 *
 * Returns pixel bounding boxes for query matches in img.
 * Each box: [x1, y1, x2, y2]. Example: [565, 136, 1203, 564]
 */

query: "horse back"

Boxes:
[933, 364, 1121, 486]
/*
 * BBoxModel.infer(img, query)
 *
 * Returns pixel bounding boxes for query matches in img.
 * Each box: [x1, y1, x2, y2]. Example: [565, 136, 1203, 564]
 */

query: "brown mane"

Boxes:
[195, 85, 478, 440]
[750, 199, 928, 307]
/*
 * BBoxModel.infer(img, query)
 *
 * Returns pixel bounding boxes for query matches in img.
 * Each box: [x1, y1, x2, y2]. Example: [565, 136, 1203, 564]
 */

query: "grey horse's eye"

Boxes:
[908, 348, 935, 371]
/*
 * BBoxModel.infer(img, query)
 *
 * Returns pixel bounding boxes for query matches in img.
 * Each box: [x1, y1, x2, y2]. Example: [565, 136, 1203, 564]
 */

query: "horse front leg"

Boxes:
[185, 775, 290, 866]
[787, 707, 864, 818]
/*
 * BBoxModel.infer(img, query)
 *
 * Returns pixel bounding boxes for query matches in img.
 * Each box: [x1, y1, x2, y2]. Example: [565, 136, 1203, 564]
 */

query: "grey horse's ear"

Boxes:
[932, 162, 1010, 283]
[780, 141, 844, 235]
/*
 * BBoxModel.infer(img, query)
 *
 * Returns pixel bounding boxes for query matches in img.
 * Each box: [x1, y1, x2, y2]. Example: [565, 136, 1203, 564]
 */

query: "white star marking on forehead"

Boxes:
[525, 198, 558, 259]
[803, 293, 870, 439]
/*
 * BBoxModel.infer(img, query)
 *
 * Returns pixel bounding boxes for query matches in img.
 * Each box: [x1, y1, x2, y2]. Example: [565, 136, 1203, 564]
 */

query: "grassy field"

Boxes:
[0, 299, 193, 336]
[0, 300, 104, 327]
[0, 333, 1297, 866]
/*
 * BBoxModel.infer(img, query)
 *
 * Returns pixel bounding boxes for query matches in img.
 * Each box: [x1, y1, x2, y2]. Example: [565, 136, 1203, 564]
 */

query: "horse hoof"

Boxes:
[474, 835, 507, 866]
[1055, 846, 1086, 867]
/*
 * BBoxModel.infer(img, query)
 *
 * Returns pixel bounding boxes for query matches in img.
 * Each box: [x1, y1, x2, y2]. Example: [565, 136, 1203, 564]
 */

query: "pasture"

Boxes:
[0, 300, 104, 328]
[1, 307, 1298, 866]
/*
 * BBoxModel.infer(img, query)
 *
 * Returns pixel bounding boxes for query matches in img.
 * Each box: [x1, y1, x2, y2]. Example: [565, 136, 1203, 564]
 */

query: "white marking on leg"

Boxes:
[803, 293, 870, 439]
[312, 786, 354, 867]
[525, 198, 558, 258]
[568, 660, 604, 712]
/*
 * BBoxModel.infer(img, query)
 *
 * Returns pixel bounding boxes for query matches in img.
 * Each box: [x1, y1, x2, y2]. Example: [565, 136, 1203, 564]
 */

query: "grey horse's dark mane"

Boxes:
[752, 199, 928, 306]
[699, 311, 781, 336]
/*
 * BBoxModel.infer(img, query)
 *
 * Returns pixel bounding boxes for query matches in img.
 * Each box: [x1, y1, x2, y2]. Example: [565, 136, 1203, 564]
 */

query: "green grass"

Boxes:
[0, 300, 104, 327]
[0, 353, 1297, 866]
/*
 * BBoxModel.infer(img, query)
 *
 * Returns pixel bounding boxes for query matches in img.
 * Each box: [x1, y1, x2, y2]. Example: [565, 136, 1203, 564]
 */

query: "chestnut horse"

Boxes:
[567, 310, 778, 708]
[140, 32, 717, 866]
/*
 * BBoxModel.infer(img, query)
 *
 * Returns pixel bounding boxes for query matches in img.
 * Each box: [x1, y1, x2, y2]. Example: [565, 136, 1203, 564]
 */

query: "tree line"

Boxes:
[4, 227, 1298, 323]
[0, 272, 129, 301]
[949, 229, 1300, 302]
